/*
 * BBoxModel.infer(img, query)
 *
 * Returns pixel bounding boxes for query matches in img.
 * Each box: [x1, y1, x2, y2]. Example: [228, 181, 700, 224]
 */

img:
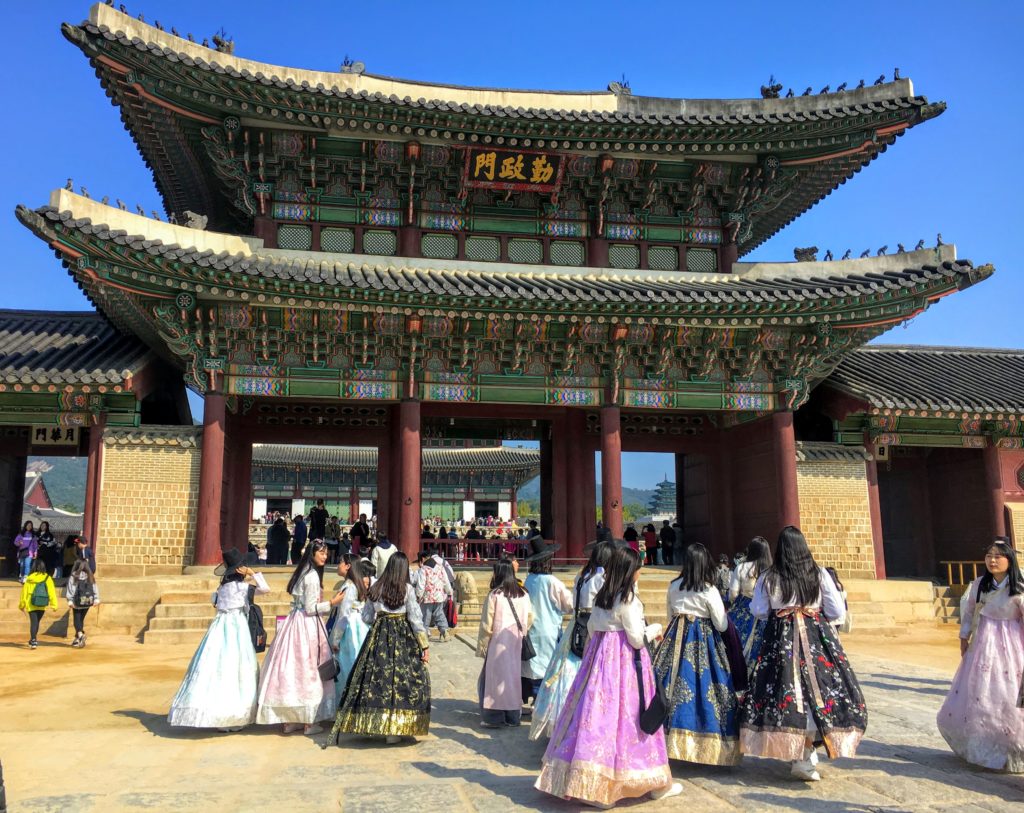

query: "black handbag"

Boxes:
[569, 578, 588, 658]
[316, 612, 340, 681]
[633, 644, 669, 735]
[506, 595, 535, 661]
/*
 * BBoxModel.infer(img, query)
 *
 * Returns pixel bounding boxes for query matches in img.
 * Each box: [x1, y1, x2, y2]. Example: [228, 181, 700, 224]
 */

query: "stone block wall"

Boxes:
[97, 426, 201, 573]
[796, 442, 877, 580]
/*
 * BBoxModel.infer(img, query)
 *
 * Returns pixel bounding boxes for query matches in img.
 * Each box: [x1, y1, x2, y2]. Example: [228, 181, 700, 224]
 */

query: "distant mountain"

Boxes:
[27, 456, 87, 512]
[518, 476, 654, 508]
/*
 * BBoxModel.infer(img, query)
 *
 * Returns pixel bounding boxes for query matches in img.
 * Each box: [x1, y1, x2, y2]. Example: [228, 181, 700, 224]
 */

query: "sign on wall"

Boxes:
[30, 426, 79, 446]
[463, 148, 565, 193]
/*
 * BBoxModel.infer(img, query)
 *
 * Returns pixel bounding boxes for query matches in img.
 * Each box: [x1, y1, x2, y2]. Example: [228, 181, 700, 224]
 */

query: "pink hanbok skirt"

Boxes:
[937, 614, 1024, 772]
[535, 629, 672, 806]
[255, 608, 336, 725]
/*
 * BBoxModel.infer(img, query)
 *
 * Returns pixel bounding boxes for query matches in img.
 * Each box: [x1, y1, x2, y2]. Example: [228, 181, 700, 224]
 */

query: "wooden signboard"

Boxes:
[463, 147, 565, 193]
[30, 425, 80, 446]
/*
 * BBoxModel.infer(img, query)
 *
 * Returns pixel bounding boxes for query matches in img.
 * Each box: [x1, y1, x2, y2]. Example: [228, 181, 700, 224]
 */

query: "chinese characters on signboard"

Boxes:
[463, 148, 565, 193]
[31, 426, 79, 446]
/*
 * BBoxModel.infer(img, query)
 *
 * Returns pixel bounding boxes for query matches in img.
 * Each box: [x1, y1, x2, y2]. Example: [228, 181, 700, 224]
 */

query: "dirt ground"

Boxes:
[2, 622, 1020, 813]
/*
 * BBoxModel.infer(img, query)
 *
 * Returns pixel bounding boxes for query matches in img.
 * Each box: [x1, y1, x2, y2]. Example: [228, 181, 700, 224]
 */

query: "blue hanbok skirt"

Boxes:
[652, 614, 740, 765]
[168, 609, 258, 728]
[334, 612, 370, 704]
[528, 624, 582, 740]
[728, 594, 765, 665]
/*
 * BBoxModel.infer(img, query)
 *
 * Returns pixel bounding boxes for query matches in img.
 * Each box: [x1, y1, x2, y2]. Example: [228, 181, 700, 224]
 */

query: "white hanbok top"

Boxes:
[749, 567, 846, 625]
[728, 561, 759, 602]
[572, 567, 605, 611]
[290, 568, 331, 616]
[213, 572, 270, 612]
[588, 592, 662, 649]
[666, 580, 729, 632]
[361, 583, 428, 636]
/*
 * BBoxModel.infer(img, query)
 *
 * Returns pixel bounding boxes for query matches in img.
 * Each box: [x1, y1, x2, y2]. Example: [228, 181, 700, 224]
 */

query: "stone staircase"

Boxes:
[932, 583, 969, 625]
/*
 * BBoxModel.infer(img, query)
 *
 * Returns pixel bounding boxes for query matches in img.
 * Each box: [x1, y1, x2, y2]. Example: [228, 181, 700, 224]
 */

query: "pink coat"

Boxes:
[477, 590, 533, 710]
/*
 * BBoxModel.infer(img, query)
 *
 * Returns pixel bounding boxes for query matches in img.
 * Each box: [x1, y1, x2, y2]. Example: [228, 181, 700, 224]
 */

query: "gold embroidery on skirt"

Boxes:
[666, 729, 741, 766]
[537, 757, 672, 806]
[334, 708, 430, 737]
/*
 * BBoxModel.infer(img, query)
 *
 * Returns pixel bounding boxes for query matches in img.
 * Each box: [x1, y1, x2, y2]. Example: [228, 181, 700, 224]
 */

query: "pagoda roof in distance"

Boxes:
[0, 308, 152, 387]
[253, 443, 540, 483]
[828, 345, 1024, 416]
[76, 3, 930, 121]
[18, 192, 992, 325]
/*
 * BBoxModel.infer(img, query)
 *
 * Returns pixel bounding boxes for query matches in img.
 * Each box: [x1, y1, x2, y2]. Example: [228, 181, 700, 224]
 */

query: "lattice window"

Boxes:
[465, 236, 500, 262]
[550, 241, 585, 266]
[648, 246, 679, 271]
[608, 243, 640, 269]
[363, 230, 397, 256]
[421, 233, 458, 259]
[277, 224, 312, 250]
[508, 239, 542, 264]
[686, 248, 718, 273]
[1017, 465, 1024, 489]
[320, 227, 355, 253]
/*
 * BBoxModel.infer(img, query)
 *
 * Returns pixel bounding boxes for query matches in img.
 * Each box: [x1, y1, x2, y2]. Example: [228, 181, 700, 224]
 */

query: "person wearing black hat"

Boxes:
[168, 549, 271, 730]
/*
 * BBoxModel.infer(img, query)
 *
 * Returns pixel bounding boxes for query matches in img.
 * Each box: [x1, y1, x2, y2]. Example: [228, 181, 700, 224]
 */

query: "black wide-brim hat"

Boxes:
[214, 548, 258, 576]
[524, 540, 562, 563]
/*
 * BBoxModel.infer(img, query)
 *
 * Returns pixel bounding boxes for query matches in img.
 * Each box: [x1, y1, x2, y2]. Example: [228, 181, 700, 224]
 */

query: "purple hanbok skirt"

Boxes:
[535, 629, 672, 806]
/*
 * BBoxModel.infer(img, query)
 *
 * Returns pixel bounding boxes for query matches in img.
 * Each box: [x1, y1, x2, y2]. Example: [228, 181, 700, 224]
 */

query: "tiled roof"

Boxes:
[22, 505, 83, 536]
[0, 309, 152, 386]
[795, 441, 871, 463]
[828, 345, 1024, 415]
[19, 205, 990, 313]
[253, 444, 540, 474]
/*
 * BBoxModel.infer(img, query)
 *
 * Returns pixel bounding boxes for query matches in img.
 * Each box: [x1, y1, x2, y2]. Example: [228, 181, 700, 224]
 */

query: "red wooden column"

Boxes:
[581, 440, 597, 542]
[195, 391, 227, 565]
[983, 443, 1007, 538]
[565, 410, 588, 558]
[864, 448, 887, 579]
[82, 414, 106, 548]
[376, 437, 392, 536]
[772, 411, 800, 530]
[539, 432, 554, 537]
[228, 434, 253, 552]
[398, 399, 422, 558]
[551, 411, 569, 546]
[348, 483, 360, 529]
[388, 406, 402, 536]
[674, 453, 686, 531]
[510, 488, 518, 521]
[601, 404, 624, 538]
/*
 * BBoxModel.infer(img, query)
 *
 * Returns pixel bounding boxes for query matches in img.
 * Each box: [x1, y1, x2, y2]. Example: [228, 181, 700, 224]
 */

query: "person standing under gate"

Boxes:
[309, 499, 329, 546]
[290, 514, 308, 565]
[13, 521, 38, 584]
[350, 513, 370, 557]
[659, 520, 675, 566]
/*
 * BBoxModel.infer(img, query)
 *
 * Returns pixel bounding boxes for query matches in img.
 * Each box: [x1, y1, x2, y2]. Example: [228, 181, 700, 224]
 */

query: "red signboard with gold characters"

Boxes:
[463, 147, 566, 194]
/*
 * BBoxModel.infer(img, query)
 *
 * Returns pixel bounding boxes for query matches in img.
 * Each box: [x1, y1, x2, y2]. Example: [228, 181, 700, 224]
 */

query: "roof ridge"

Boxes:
[859, 344, 1024, 355]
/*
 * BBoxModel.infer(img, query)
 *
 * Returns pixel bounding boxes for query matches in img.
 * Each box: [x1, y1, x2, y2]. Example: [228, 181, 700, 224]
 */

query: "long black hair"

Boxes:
[368, 551, 410, 608]
[489, 559, 525, 598]
[343, 554, 369, 602]
[676, 542, 715, 592]
[286, 539, 327, 594]
[744, 536, 772, 578]
[595, 547, 641, 610]
[978, 540, 1024, 597]
[579, 541, 613, 584]
[764, 526, 821, 607]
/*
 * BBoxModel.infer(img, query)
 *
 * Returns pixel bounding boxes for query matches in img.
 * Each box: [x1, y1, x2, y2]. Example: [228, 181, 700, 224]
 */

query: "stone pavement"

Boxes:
[0, 626, 1022, 812]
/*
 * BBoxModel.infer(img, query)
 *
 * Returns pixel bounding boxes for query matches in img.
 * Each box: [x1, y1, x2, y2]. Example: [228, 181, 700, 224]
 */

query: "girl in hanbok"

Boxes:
[739, 526, 866, 781]
[330, 555, 371, 703]
[329, 552, 431, 744]
[478, 558, 534, 727]
[536, 546, 682, 807]
[522, 547, 573, 705]
[937, 539, 1024, 772]
[728, 536, 771, 664]
[256, 540, 346, 734]
[529, 540, 612, 740]
[655, 542, 740, 766]
[169, 549, 270, 730]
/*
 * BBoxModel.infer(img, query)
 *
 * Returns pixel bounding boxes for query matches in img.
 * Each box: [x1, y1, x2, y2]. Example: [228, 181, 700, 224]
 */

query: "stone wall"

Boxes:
[796, 442, 877, 580]
[97, 426, 201, 575]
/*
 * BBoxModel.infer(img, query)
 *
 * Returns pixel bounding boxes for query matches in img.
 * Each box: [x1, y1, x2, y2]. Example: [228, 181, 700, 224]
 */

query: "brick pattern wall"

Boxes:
[97, 427, 201, 567]
[797, 453, 877, 580]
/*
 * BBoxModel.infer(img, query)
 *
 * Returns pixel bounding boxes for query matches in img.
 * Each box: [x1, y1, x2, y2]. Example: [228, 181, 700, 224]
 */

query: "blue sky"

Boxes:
[2, 1, 1020, 489]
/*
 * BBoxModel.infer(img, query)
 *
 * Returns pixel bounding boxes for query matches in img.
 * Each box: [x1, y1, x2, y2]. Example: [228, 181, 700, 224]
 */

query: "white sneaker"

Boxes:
[649, 781, 683, 800]
[790, 760, 821, 781]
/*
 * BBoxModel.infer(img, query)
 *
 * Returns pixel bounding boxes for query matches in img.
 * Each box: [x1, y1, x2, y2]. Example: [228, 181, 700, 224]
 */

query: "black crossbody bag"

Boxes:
[569, 578, 588, 658]
[633, 642, 669, 735]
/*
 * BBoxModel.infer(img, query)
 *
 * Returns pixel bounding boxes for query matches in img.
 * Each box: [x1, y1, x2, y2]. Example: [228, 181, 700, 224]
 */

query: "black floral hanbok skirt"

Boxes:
[739, 609, 866, 761]
[328, 613, 430, 739]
